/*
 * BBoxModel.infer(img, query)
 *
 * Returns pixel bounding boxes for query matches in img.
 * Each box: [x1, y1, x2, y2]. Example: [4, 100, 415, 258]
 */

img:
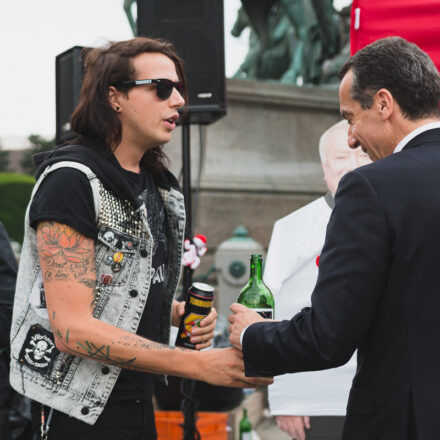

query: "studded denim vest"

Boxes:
[9, 161, 185, 424]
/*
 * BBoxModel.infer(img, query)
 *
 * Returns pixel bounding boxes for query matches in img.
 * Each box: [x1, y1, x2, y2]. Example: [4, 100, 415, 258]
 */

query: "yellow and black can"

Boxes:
[175, 282, 215, 349]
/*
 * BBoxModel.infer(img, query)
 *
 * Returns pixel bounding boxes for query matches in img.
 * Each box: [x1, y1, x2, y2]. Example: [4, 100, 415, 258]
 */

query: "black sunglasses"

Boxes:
[114, 78, 184, 100]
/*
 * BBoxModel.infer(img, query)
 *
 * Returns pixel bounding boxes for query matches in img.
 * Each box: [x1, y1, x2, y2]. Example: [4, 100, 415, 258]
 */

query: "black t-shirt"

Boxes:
[29, 165, 168, 401]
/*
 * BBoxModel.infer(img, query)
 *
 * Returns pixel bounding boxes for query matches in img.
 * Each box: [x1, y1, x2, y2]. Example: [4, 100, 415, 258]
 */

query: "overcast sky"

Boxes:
[0, 0, 350, 141]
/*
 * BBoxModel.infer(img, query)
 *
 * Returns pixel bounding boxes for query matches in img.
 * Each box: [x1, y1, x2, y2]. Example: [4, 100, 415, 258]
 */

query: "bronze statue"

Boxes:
[233, 0, 350, 86]
[320, 4, 352, 84]
[124, 0, 137, 36]
[231, 7, 261, 79]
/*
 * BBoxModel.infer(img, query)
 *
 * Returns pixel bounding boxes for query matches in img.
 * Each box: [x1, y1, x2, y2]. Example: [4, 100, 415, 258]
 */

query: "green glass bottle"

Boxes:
[239, 408, 252, 440]
[238, 254, 274, 319]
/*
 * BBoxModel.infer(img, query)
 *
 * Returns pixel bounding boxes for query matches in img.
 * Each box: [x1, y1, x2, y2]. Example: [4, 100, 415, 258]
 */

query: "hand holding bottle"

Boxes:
[175, 283, 217, 350]
[228, 303, 267, 350]
[172, 299, 217, 350]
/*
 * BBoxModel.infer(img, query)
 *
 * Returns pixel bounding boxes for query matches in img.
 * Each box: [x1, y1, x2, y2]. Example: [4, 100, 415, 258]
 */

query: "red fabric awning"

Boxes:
[350, 0, 440, 71]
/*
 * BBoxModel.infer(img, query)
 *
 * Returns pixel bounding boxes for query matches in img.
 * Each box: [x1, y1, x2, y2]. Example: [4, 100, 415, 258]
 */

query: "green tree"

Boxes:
[0, 173, 35, 243]
[20, 134, 56, 175]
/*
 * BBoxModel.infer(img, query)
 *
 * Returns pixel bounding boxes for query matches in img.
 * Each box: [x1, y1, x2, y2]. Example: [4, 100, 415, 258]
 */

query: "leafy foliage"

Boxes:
[20, 134, 56, 175]
[0, 173, 35, 243]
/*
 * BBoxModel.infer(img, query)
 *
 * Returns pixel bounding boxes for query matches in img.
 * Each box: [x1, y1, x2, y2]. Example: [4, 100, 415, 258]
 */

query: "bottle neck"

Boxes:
[249, 256, 263, 283]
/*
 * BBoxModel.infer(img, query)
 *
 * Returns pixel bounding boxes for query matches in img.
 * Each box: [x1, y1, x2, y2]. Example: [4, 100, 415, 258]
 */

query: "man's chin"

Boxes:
[147, 136, 171, 148]
[158, 133, 173, 145]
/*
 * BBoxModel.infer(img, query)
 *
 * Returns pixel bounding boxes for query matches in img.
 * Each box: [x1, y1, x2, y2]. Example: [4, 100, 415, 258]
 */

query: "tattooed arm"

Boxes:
[37, 221, 271, 388]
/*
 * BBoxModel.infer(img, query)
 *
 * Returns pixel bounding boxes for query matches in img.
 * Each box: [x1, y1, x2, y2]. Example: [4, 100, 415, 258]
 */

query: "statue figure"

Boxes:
[231, 7, 261, 79]
[310, 0, 340, 60]
[232, 3, 297, 81]
[277, 0, 318, 84]
[320, 4, 352, 84]
[233, 0, 350, 86]
[260, 4, 296, 80]
[124, 0, 137, 36]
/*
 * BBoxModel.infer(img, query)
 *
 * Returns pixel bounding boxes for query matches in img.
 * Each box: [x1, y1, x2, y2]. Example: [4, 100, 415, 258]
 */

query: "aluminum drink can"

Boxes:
[175, 282, 215, 349]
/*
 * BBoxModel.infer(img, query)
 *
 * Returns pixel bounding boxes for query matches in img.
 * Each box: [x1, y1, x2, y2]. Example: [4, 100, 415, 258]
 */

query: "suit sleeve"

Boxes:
[243, 170, 391, 377]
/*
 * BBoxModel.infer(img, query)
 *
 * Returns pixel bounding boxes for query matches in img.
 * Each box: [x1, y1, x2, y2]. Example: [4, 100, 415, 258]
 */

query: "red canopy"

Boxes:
[350, 0, 440, 71]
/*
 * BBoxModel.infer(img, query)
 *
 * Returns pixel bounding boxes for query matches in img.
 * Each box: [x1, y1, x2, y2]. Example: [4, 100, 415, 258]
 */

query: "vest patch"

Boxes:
[19, 324, 58, 375]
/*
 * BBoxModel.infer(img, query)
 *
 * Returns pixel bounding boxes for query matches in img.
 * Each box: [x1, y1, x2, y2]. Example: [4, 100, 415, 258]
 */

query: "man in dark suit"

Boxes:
[228, 36, 440, 440]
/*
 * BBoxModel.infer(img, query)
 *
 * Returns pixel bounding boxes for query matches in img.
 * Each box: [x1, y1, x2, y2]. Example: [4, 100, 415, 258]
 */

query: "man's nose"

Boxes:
[170, 88, 185, 108]
[347, 128, 360, 150]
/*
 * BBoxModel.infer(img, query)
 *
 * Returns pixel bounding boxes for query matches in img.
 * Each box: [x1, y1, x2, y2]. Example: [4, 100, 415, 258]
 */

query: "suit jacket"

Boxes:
[243, 128, 440, 440]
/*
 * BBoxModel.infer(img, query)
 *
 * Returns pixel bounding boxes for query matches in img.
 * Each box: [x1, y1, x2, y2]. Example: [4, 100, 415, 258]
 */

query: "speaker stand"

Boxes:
[182, 119, 193, 293]
[180, 118, 200, 440]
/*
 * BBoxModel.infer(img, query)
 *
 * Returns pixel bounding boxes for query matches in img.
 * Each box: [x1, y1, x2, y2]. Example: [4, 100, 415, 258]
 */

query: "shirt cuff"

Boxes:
[240, 326, 249, 347]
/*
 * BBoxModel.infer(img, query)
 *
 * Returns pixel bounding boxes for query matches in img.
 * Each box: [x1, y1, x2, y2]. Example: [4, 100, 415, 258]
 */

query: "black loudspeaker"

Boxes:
[55, 46, 84, 144]
[137, 0, 226, 125]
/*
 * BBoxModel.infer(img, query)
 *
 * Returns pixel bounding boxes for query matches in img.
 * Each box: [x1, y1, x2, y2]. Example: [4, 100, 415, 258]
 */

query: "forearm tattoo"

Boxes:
[52, 324, 181, 374]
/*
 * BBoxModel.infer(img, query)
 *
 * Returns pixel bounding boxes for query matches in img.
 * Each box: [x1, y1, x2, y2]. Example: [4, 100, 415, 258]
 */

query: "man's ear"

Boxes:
[108, 86, 121, 112]
[375, 88, 394, 121]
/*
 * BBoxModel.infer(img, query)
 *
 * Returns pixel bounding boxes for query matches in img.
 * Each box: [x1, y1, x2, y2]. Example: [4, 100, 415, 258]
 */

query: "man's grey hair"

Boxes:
[339, 37, 440, 120]
[319, 120, 349, 163]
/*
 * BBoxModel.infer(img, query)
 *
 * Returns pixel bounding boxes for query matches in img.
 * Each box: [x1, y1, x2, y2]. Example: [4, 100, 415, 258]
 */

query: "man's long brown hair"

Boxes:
[70, 37, 187, 172]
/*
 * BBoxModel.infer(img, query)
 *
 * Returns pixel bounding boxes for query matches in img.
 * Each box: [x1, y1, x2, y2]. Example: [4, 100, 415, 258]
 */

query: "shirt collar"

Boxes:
[393, 121, 440, 154]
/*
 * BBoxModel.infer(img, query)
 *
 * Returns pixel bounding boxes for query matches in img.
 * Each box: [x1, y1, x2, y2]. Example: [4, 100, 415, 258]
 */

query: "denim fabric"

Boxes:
[9, 162, 185, 424]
